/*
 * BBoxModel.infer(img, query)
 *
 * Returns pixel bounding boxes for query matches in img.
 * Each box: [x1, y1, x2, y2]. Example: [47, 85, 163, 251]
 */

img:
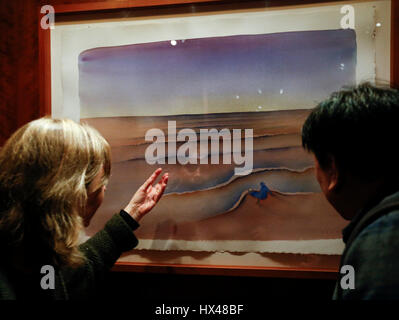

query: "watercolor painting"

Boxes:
[81, 29, 356, 254]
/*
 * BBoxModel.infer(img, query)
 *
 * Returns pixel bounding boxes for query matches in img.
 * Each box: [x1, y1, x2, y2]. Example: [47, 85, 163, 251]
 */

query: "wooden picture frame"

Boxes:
[38, 0, 399, 279]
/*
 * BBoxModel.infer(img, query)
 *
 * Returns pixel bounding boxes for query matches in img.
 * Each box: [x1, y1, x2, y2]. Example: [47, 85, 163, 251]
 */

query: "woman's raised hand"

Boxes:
[124, 168, 168, 222]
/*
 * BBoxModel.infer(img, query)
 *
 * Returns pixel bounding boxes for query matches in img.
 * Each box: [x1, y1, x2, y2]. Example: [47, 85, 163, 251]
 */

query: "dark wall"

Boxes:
[100, 271, 337, 301]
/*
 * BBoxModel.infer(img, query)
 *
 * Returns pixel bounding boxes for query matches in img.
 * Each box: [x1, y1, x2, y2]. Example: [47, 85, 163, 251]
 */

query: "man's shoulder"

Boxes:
[339, 196, 399, 299]
[343, 190, 399, 265]
[349, 189, 399, 239]
[363, 207, 399, 232]
[351, 203, 399, 251]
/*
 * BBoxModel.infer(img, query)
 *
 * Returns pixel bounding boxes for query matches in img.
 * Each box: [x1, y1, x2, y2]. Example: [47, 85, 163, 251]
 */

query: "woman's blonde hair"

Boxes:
[0, 117, 110, 268]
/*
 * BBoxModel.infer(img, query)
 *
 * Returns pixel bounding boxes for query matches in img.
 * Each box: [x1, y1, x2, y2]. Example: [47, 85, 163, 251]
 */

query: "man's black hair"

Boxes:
[302, 83, 399, 182]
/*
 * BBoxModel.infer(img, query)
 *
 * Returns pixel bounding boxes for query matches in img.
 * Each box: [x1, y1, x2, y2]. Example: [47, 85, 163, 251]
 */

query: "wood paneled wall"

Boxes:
[0, 0, 40, 145]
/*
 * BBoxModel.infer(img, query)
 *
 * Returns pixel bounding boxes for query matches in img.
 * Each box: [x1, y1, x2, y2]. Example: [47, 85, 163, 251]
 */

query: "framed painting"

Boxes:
[39, 0, 398, 278]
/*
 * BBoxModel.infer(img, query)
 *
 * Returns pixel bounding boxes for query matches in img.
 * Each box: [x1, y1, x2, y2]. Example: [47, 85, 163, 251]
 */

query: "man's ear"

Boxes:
[327, 155, 341, 192]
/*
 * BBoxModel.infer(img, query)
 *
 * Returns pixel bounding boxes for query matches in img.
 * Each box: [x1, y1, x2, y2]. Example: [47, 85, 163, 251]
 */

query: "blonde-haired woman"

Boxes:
[0, 118, 168, 300]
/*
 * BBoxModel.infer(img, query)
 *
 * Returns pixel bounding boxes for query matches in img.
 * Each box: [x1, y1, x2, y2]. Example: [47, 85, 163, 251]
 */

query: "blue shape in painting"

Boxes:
[249, 182, 270, 200]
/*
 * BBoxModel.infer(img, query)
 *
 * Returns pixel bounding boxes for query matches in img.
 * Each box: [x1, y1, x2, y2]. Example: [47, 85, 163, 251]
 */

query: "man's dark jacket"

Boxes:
[333, 189, 399, 299]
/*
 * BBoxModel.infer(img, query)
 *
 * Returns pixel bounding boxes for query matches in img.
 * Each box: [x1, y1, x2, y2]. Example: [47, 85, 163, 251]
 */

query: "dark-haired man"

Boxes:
[302, 83, 399, 299]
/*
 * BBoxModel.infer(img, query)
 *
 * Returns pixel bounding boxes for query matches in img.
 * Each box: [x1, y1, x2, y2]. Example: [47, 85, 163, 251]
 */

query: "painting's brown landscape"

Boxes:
[83, 110, 347, 255]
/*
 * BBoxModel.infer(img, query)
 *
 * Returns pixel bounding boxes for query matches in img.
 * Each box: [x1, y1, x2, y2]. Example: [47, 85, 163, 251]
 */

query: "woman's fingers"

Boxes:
[155, 173, 168, 201]
[149, 173, 168, 202]
[160, 172, 168, 186]
[141, 168, 162, 191]
[145, 172, 168, 195]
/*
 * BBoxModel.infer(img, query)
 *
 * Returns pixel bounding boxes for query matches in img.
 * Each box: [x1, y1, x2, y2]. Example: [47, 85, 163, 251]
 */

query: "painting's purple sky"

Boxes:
[79, 29, 356, 117]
